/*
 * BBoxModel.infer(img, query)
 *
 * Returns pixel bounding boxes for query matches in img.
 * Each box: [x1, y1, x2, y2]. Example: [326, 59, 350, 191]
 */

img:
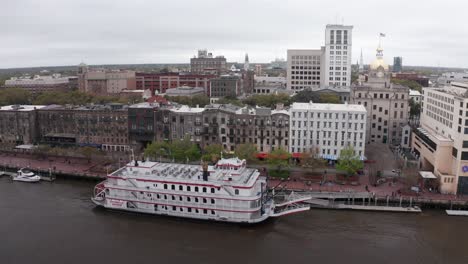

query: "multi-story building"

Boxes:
[289, 102, 367, 160]
[287, 24, 353, 92]
[255, 76, 287, 88]
[165, 86, 206, 97]
[394, 72, 429, 87]
[437, 72, 468, 86]
[135, 72, 215, 95]
[38, 104, 129, 152]
[350, 44, 410, 145]
[393, 57, 403, 72]
[210, 76, 241, 98]
[0, 105, 46, 145]
[3, 74, 77, 93]
[323, 24, 353, 87]
[286, 49, 324, 92]
[412, 82, 468, 194]
[190, 50, 227, 75]
[77, 64, 136, 96]
[409, 90, 422, 104]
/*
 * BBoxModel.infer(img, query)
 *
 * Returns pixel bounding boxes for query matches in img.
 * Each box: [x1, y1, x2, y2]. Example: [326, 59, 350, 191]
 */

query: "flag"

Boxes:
[380, 33, 386, 37]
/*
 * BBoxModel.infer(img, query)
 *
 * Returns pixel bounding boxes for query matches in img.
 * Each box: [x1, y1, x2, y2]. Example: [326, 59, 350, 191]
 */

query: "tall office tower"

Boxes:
[324, 24, 353, 87]
[244, 53, 249, 71]
[286, 49, 324, 92]
[393, 57, 403, 72]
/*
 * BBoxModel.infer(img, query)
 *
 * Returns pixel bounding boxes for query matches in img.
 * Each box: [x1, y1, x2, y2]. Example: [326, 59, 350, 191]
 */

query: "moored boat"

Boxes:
[12, 168, 41, 183]
[92, 157, 310, 224]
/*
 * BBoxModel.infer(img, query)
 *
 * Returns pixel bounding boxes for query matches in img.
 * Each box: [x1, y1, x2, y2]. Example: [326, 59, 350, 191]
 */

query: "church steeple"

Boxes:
[359, 49, 364, 72]
[244, 53, 249, 71]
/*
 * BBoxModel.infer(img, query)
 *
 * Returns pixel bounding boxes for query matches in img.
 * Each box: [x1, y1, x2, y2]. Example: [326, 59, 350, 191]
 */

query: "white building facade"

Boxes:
[289, 102, 367, 160]
[286, 24, 353, 92]
[324, 24, 353, 87]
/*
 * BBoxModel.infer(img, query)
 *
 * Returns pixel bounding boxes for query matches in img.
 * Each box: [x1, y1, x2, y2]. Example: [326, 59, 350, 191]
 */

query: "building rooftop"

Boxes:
[409, 90, 422, 96]
[170, 105, 205, 113]
[291, 102, 366, 112]
[0, 105, 46, 111]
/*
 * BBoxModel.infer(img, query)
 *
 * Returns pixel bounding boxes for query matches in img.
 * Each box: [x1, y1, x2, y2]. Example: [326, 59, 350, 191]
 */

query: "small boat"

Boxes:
[12, 168, 41, 183]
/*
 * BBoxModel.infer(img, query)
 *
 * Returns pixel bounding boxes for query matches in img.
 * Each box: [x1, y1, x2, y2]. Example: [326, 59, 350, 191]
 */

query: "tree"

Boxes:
[267, 148, 291, 178]
[234, 143, 258, 162]
[291, 90, 321, 103]
[336, 146, 363, 177]
[0, 88, 31, 106]
[144, 141, 171, 160]
[409, 99, 421, 118]
[242, 94, 291, 108]
[203, 144, 224, 163]
[216, 96, 244, 106]
[301, 146, 326, 168]
[144, 138, 201, 162]
[318, 93, 341, 104]
[78, 146, 102, 163]
[391, 78, 422, 92]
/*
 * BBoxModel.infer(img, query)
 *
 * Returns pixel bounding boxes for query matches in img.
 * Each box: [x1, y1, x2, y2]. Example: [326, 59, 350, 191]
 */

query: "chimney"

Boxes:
[202, 162, 209, 181]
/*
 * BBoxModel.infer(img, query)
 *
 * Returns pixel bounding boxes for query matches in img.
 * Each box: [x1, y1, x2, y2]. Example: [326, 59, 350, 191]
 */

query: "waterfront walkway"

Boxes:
[0, 152, 106, 179]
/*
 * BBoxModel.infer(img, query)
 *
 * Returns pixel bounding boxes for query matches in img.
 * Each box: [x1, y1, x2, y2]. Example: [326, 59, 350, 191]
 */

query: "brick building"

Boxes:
[135, 72, 215, 95]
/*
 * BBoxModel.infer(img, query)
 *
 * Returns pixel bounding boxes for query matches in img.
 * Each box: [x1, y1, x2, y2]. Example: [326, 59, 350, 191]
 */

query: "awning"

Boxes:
[292, 152, 302, 158]
[322, 154, 337, 160]
[419, 171, 437, 179]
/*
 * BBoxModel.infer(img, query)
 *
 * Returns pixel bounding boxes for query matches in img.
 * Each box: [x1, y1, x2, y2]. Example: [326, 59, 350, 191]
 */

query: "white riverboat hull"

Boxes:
[91, 197, 272, 224]
[12, 175, 41, 183]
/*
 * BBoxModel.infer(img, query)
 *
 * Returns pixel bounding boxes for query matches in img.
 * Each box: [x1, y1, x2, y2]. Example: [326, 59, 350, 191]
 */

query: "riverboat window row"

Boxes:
[156, 205, 216, 215]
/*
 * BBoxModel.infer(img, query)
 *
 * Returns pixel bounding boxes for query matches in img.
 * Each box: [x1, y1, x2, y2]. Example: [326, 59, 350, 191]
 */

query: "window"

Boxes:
[187, 186, 191, 192]
[164, 184, 167, 189]
[211, 188, 215, 193]
[195, 187, 199, 192]
[453, 147, 458, 158]
[211, 199, 215, 204]
[202, 187, 207, 193]
[462, 152, 468, 160]
[171, 185, 175, 190]
[179, 185, 183, 191]
[235, 189, 239, 195]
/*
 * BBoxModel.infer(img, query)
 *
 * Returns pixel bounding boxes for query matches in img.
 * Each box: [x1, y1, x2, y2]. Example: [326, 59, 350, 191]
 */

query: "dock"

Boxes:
[302, 191, 422, 213]
[446, 210, 468, 216]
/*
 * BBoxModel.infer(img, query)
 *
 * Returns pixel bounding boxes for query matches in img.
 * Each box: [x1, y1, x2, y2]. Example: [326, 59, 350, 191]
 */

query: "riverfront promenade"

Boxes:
[1, 151, 467, 205]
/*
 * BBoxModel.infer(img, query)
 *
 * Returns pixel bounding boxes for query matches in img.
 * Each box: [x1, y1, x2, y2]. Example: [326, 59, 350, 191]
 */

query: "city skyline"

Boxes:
[2, 0, 468, 69]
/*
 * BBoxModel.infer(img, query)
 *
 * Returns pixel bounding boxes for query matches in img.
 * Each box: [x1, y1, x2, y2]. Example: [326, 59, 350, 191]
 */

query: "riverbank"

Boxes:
[2, 151, 468, 210]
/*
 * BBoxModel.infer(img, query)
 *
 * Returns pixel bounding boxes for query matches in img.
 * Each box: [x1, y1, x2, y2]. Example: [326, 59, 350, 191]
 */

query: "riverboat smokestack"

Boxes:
[202, 162, 209, 181]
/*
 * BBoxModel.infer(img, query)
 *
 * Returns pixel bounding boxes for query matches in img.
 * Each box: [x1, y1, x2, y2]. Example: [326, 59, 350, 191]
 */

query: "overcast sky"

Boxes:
[1, 0, 467, 69]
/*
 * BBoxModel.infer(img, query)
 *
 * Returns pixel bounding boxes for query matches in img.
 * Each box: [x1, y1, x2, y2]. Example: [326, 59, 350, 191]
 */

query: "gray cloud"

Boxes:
[1, 0, 467, 68]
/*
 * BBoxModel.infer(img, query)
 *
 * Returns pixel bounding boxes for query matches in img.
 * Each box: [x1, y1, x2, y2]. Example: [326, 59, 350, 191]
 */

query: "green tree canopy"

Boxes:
[318, 93, 341, 104]
[267, 148, 290, 172]
[291, 90, 341, 104]
[242, 94, 291, 108]
[144, 137, 201, 162]
[202, 144, 224, 163]
[234, 143, 258, 162]
[0, 88, 31, 106]
[391, 78, 422, 92]
[409, 99, 421, 118]
[336, 146, 363, 177]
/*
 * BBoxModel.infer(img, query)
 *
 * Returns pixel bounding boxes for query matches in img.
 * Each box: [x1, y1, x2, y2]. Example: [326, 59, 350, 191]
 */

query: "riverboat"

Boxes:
[92, 157, 310, 224]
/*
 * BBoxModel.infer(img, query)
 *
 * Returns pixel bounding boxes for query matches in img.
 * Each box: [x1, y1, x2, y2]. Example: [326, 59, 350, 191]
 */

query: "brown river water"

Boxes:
[1, 177, 467, 264]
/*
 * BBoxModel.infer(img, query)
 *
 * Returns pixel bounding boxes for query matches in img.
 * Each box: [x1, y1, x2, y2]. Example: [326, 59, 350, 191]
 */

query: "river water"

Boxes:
[1, 177, 467, 264]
